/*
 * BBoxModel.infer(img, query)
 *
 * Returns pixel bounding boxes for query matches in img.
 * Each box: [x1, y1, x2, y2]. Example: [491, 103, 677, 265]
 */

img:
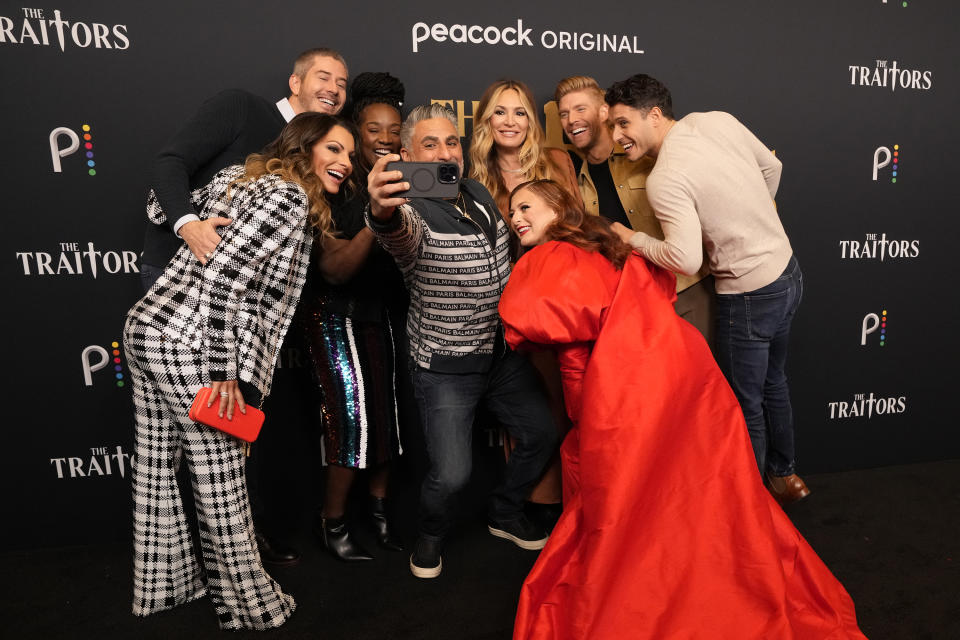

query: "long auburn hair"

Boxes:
[510, 179, 632, 269]
[235, 112, 356, 239]
[469, 80, 555, 205]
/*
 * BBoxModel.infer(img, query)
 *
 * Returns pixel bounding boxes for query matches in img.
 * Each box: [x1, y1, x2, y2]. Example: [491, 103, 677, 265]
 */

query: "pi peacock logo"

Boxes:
[81, 341, 126, 387]
[872, 144, 900, 183]
[49, 123, 97, 175]
[860, 310, 890, 347]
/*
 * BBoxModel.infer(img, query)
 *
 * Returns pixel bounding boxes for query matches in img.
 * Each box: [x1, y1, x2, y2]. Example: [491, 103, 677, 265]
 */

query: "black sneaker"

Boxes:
[526, 502, 563, 534]
[488, 514, 548, 550]
[409, 535, 442, 579]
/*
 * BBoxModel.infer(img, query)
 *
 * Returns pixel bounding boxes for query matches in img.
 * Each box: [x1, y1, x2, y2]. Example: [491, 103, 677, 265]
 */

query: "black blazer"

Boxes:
[143, 90, 286, 267]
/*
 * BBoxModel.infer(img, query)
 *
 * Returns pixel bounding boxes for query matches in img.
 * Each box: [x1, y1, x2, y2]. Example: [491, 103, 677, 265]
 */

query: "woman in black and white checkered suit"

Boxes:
[123, 113, 354, 630]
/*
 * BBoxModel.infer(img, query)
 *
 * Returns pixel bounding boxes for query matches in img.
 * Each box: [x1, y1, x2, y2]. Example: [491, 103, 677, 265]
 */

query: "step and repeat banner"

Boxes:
[1, 0, 956, 548]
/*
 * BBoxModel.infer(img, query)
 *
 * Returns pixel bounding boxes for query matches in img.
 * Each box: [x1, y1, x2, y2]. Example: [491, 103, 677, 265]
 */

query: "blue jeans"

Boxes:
[412, 350, 557, 540]
[714, 256, 803, 477]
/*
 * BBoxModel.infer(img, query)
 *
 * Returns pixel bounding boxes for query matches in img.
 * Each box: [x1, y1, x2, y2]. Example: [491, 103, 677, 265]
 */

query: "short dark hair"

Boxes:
[605, 74, 674, 119]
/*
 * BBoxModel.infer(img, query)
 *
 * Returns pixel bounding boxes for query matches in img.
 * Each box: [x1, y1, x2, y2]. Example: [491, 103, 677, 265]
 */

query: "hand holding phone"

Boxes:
[368, 153, 409, 220]
[386, 161, 460, 199]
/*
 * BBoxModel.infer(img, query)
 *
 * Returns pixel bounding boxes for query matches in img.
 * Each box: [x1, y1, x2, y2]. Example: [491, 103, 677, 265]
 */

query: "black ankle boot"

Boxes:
[319, 517, 373, 562]
[370, 496, 404, 552]
[255, 530, 301, 567]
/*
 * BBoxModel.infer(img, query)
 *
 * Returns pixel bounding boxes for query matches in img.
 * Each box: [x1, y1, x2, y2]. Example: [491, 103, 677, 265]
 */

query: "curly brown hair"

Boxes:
[235, 112, 356, 239]
[509, 179, 632, 269]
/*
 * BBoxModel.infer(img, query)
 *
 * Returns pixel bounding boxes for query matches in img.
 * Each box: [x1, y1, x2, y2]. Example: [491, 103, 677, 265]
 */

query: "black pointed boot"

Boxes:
[370, 496, 404, 551]
[319, 516, 373, 562]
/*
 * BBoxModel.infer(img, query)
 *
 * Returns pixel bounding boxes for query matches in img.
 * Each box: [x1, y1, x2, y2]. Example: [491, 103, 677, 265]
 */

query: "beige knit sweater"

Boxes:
[629, 111, 792, 294]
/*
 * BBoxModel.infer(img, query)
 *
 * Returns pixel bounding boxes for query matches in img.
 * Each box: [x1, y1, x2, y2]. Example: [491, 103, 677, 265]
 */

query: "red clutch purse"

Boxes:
[189, 387, 265, 443]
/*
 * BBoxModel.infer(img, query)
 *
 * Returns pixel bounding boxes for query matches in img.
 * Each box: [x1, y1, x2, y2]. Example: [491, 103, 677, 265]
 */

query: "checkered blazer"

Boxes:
[130, 165, 313, 397]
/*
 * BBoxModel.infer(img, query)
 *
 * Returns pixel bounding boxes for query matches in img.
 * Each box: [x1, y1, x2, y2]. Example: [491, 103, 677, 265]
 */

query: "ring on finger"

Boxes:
[205, 252, 214, 260]
[219, 391, 229, 397]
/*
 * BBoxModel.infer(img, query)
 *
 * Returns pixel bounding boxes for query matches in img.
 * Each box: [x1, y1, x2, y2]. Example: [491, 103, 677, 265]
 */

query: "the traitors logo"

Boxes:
[0, 8, 130, 51]
[15, 241, 139, 276]
[873, 144, 900, 183]
[838, 233, 919, 260]
[861, 310, 889, 346]
[82, 341, 126, 388]
[849, 60, 931, 91]
[828, 392, 906, 419]
[50, 123, 97, 175]
[50, 445, 134, 479]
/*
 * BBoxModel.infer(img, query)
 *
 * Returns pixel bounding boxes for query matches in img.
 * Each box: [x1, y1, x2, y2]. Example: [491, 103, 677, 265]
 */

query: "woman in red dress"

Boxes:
[499, 179, 866, 640]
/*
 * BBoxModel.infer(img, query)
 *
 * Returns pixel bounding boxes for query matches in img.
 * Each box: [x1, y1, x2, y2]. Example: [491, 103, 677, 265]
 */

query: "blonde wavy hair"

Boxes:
[232, 112, 355, 239]
[469, 80, 554, 206]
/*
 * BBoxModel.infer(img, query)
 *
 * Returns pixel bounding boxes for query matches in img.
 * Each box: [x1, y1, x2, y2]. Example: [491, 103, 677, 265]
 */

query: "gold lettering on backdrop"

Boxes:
[543, 100, 565, 149]
[431, 99, 480, 139]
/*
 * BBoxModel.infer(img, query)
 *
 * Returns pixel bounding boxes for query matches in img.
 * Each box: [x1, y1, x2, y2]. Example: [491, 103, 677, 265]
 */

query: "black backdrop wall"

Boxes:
[1, 0, 956, 550]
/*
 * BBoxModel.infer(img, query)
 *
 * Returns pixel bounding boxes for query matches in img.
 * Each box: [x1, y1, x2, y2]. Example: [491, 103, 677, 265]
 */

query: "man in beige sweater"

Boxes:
[605, 73, 809, 504]
[554, 75, 714, 345]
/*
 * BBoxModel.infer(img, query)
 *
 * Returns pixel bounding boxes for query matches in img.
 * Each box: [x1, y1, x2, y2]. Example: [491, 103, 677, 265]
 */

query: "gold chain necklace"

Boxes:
[451, 191, 467, 217]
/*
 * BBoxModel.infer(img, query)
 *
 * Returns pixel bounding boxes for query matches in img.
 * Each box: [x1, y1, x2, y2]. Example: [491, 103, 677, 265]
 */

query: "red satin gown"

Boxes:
[499, 242, 866, 640]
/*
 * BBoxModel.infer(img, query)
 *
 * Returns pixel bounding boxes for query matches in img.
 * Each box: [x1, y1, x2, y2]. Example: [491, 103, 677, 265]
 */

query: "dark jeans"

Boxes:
[714, 255, 803, 477]
[412, 351, 557, 540]
[139, 262, 164, 293]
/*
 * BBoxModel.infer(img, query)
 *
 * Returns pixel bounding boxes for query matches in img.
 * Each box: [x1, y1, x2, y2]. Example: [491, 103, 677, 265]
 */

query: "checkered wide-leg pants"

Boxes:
[125, 321, 295, 630]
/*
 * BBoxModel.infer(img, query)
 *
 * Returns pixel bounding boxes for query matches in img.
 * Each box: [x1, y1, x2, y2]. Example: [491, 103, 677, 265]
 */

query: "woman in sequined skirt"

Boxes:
[302, 73, 407, 561]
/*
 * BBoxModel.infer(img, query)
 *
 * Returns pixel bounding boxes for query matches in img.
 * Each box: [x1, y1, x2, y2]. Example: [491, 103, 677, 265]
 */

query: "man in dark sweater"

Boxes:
[141, 47, 348, 290]
[140, 47, 348, 567]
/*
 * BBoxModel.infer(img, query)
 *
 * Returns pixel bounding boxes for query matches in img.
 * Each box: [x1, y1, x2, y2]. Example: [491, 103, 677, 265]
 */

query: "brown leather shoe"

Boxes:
[766, 473, 811, 505]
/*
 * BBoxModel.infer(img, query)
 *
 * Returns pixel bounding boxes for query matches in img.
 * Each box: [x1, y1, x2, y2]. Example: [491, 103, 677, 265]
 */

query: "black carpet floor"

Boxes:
[2, 459, 958, 639]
